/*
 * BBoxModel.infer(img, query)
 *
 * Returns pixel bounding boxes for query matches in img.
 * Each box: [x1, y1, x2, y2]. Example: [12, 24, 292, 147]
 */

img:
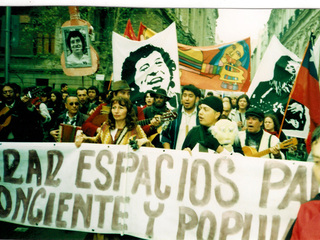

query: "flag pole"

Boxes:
[278, 38, 311, 136]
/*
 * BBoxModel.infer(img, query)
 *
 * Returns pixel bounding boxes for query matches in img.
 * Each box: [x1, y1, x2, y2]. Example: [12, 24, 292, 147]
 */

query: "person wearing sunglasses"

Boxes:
[50, 95, 89, 142]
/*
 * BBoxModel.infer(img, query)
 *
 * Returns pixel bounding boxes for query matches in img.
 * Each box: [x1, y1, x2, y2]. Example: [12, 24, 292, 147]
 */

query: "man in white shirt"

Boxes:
[161, 84, 201, 150]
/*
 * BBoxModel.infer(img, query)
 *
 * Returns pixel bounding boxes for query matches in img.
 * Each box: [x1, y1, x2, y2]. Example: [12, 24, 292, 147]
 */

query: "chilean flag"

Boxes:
[290, 33, 320, 151]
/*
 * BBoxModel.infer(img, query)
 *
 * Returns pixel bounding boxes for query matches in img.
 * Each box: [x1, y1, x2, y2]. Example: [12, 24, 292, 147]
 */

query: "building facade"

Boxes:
[0, 7, 218, 93]
[252, 9, 320, 78]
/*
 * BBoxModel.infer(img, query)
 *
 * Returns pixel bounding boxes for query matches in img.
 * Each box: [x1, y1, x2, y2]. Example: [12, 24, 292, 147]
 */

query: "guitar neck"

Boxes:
[137, 118, 152, 126]
[252, 148, 272, 158]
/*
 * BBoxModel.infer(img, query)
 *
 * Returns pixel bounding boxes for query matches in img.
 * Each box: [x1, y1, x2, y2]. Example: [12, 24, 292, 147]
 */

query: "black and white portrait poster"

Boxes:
[62, 25, 92, 68]
[247, 36, 310, 139]
[112, 22, 180, 108]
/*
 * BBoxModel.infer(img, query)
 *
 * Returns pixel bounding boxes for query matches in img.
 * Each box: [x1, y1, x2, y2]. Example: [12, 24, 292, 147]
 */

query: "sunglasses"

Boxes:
[69, 102, 80, 106]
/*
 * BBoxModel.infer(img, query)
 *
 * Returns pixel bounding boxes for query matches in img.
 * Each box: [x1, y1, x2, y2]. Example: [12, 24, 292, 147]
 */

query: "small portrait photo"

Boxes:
[62, 25, 92, 68]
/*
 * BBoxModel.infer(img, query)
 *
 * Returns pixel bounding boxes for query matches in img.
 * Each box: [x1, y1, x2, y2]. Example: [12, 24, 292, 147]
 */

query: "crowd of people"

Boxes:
[0, 81, 301, 160]
[1, 81, 320, 239]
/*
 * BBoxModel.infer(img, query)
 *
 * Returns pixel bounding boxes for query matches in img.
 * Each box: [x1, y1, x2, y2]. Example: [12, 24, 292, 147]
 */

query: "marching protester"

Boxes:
[50, 95, 88, 142]
[161, 84, 201, 150]
[182, 96, 228, 154]
[285, 125, 320, 239]
[221, 100, 233, 120]
[81, 80, 151, 137]
[76, 87, 90, 115]
[76, 96, 152, 240]
[264, 113, 287, 142]
[0, 84, 44, 142]
[47, 90, 65, 126]
[62, 91, 69, 102]
[230, 95, 238, 109]
[87, 85, 100, 114]
[229, 93, 250, 131]
[238, 108, 284, 159]
[60, 83, 68, 94]
[143, 88, 172, 147]
[75, 96, 152, 148]
[141, 90, 155, 110]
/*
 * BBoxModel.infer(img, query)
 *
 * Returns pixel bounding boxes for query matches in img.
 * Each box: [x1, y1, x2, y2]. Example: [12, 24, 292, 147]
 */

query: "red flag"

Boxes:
[289, 33, 320, 151]
[137, 22, 156, 41]
[123, 19, 138, 40]
[137, 22, 146, 41]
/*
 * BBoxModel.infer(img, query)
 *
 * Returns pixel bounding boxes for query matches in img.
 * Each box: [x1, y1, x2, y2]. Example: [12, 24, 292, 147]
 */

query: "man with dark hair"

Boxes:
[87, 85, 100, 114]
[182, 96, 226, 153]
[238, 108, 284, 159]
[60, 83, 68, 93]
[121, 44, 177, 107]
[66, 30, 90, 65]
[0, 84, 44, 142]
[161, 84, 201, 150]
[76, 87, 89, 115]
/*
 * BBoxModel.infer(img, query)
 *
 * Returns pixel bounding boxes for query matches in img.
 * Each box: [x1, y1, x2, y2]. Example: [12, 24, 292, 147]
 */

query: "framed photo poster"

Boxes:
[62, 25, 92, 68]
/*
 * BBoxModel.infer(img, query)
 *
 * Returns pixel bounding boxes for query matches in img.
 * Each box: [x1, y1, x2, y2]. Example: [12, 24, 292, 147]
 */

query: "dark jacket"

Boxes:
[182, 125, 221, 152]
[160, 105, 199, 149]
[52, 111, 89, 130]
[0, 100, 44, 142]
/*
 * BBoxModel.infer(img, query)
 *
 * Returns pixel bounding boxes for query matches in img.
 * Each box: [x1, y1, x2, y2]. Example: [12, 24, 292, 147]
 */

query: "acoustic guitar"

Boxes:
[0, 87, 43, 132]
[242, 138, 298, 158]
[147, 111, 178, 142]
[91, 108, 178, 127]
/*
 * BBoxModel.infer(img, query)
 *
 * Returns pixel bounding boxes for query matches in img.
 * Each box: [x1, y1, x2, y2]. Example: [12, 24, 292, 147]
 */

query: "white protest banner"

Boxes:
[112, 22, 180, 108]
[0, 142, 318, 239]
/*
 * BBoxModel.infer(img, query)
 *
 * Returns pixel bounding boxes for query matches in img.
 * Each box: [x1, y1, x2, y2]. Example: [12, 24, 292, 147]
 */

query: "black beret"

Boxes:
[200, 96, 223, 113]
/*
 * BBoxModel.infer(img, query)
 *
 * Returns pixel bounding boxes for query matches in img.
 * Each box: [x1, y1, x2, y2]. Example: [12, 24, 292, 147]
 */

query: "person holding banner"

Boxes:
[238, 108, 284, 159]
[75, 96, 152, 148]
[286, 126, 320, 239]
[81, 80, 156, 137]
[182, 96, 227, 154]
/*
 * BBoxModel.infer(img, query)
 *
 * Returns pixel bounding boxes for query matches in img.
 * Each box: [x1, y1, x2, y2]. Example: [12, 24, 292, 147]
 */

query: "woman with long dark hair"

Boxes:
[75, 96, 152, 147]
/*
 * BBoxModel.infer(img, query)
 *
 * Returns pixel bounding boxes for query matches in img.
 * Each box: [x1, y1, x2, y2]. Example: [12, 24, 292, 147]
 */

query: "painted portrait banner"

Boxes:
[112, 22, 181, 108]
[178, 38, 251, 92]
[0, 142, 319, 239]
[246, 36, 308, 139]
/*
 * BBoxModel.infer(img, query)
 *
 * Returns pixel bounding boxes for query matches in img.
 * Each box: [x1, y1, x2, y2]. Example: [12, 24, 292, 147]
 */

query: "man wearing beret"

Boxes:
[238, 108, 284, 159]
[182, 96, 227, 153]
